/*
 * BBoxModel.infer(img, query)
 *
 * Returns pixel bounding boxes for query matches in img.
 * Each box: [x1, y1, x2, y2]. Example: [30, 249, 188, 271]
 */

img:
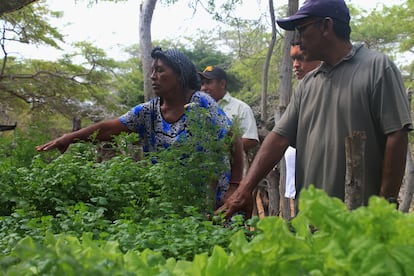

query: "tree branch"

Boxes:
[0, 0, 37, 16]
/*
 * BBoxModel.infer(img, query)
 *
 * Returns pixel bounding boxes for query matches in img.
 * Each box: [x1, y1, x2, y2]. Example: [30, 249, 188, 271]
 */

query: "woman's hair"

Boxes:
[151, 47, 200, 90]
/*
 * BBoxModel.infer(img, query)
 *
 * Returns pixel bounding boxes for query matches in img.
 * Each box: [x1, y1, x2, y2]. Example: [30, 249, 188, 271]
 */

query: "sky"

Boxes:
[8, 0, 407, 62]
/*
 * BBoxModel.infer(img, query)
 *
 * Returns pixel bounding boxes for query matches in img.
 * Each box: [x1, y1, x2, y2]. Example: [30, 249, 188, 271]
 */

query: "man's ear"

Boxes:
[322, 17, 334, 35]
[220, 79, 227, 89]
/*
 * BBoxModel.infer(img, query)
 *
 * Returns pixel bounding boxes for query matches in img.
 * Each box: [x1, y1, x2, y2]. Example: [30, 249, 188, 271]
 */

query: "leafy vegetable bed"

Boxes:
[2, 187, 413, 275]
[1, 120, 413, 274]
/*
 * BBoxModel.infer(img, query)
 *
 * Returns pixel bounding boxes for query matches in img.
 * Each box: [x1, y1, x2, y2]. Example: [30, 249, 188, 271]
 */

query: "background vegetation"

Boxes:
[1, 0, 413, 133]
[0, 0, 413, 274]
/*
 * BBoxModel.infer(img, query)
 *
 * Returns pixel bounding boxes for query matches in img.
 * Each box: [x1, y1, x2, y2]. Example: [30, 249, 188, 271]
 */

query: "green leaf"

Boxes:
[205, 246, 228, 275]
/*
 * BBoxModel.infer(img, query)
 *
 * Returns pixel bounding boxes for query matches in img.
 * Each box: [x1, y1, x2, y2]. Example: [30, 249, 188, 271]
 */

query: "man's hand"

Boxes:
[216, 185, 253, 220]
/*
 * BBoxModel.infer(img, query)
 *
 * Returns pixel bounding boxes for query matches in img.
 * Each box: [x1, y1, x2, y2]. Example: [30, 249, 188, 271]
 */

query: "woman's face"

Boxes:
[150, 59, 180, 97]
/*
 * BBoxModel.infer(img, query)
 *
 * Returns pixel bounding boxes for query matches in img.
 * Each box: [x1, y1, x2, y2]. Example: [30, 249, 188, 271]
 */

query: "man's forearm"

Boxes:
[380, 129, 408, 198]
[240, 131, 289, 194]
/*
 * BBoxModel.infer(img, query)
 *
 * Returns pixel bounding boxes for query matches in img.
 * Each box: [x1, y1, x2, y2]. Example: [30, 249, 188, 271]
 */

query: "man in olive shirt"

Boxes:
[284, 43, 321, 213]
[219, 0, 412, 218]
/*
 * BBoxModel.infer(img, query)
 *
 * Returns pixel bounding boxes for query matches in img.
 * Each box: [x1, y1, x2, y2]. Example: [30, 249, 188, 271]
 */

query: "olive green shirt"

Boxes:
[273, 44, 412, 204]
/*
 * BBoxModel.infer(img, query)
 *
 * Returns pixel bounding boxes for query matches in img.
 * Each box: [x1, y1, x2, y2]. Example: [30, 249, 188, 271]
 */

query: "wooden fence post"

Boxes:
[345, 131, 367, 210]
[267, 168, 280, 216]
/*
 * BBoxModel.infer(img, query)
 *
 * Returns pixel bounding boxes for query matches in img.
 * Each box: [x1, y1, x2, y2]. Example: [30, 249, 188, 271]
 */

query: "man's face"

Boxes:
[290, 45, 321, 80]
[295, 18, 325, 62]
[200, 78, 226, 101]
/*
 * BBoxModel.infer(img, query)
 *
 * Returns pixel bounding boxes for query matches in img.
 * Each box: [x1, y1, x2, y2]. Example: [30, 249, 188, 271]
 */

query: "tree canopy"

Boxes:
[1, 0, 413, 133]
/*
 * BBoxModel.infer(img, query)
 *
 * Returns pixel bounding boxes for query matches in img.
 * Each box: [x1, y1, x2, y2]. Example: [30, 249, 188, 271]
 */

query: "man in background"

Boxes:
[199, 66, 259, 154]
[290, 42, 321, 80]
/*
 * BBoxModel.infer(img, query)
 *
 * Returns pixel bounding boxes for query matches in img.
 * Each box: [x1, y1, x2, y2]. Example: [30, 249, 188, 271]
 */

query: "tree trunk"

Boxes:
[399, 88, 413, 212]
[344, 131, 366, 210]
[274, 0, 298, 218]
[278, 0, 297, 109]
[400, 144, 414, 212]
[139, 0, 157, 101]
[260, 0, 277, 123]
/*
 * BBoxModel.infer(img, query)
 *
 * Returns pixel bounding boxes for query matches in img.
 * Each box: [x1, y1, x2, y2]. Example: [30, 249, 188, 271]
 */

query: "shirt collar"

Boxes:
[315, 44, 363, 76]
[218, 92, 231, 106]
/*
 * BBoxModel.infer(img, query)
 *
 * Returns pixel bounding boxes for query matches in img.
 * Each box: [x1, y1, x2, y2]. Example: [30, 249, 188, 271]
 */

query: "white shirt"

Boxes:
[218, 92, 259, 142]
[284, 146, 296, 199]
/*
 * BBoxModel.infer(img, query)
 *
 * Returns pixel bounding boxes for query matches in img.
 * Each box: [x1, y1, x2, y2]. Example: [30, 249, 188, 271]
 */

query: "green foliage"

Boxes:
[221, 21, 284, 105]
[3, 0, 413, 138]
[1, 3, 126, 129]
[177, 33, 233, 71]
[0, 2, 64, 48]
[1, 110, 232, 218]
[350, 5, 400, 56]
[143, 107, 234, 213]
[383, 1, 414, 54]
[0, 125, 61, 216]
[2, 47, 124, 128]
[152, 35, 234, 82]
[350, 1, 414, 85]
[0, 108, 246, 261]
[152, 20, 283, 107]
[1, 1, 414, 272]
[385, 1, 414, 89]
[115, 44, 145, 108]
[2, 187, 414, 275]
[107, 205, 246, 260]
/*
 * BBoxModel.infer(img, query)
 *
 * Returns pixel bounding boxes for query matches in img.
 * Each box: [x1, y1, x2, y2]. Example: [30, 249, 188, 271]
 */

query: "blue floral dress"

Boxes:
[119, 91, 232, 206]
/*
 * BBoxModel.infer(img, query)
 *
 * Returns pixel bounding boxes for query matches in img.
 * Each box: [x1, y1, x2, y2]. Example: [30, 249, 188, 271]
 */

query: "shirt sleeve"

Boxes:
[371, 57, 412, 134]
[273, 84, 302, 147]
[238, 104, 259, 141]
[119, 101, 152, 135]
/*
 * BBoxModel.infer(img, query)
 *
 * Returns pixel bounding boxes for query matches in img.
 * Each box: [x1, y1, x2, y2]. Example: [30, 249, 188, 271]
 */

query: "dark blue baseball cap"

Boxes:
[198, 66, 227, 81]
[276, 0, 350, 31]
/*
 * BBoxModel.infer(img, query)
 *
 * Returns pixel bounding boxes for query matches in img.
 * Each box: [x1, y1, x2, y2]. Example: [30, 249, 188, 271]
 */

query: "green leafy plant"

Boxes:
[0, 108, 247, 261]
[2, 187, 414, 275]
